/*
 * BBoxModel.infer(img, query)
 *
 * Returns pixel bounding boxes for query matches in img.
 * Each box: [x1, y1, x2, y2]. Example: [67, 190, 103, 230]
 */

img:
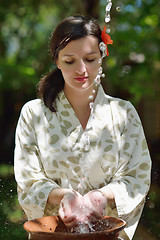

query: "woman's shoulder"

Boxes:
[99, 86, 129, 107]
[103, 93, 140, 120]
[22, 99, 44, 109]
[105, 95, 141, 127]
[99, 86, 137, 116]
[20, 99, 46, 116]
[104, 93, 132, 109]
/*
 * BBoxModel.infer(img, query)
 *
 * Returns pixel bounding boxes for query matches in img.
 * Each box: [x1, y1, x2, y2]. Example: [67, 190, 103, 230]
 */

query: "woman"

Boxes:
[14, 15, 151, 240]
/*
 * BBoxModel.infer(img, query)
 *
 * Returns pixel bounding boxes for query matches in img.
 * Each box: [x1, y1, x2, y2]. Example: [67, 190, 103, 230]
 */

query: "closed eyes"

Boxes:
[65, 58, 96, 64]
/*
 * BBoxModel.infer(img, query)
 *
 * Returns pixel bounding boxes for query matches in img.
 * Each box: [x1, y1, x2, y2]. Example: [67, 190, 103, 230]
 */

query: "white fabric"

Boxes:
[14, 85, 151, 239]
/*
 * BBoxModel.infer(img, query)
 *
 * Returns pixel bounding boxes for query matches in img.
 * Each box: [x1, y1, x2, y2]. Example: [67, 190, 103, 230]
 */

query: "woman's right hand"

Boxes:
[59, 190, 83, 227]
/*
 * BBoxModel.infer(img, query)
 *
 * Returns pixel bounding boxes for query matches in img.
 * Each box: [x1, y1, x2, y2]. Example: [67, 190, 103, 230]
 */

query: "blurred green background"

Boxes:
[0, 0, 160, 239]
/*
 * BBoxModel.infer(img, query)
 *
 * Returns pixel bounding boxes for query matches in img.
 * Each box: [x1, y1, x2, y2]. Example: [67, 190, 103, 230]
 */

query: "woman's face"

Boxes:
[56, 36, 101, 92]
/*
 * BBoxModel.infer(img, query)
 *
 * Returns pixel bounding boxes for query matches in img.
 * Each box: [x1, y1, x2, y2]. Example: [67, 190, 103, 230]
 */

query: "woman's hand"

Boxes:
[58, 188, 112, 227]
[59, 190, 107, 227]
[59, 190, 83, 227]
[83, 190, 107, 222]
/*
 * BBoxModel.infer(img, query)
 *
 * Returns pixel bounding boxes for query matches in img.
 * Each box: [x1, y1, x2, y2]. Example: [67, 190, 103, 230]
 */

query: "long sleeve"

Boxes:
[105, 100, 151, 239]
[14, 102, 60, 220]
[14, 88, 151, 239]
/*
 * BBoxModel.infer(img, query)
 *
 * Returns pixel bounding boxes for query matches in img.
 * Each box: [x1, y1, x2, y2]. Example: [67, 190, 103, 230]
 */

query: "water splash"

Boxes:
[105, 0, 112, 23]
[68, 200, 110, 234]
[105, 1, 122, 23]
[71, 222, 94, 233]
[70, 219, 110, 234]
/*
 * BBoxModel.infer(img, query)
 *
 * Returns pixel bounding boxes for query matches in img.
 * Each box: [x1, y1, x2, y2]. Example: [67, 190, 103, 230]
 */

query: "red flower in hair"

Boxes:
[101, 26, 113, 56]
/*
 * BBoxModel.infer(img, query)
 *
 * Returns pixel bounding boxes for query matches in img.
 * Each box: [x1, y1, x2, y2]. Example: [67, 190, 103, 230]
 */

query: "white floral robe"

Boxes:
[14, 85, 151, 239]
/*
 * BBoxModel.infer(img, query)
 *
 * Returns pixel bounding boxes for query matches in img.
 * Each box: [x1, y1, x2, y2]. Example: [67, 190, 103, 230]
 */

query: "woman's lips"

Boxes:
[74, 76, 88, 82]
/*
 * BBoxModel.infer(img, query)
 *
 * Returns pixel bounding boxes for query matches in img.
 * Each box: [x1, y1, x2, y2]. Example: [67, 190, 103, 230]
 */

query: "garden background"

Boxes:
[0, 0, 160, 239]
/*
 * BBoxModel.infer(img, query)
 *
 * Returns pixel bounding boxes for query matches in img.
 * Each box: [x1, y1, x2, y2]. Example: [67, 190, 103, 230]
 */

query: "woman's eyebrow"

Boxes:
[86, 51, 98, 55]
[63, 52, 98, 57]
[63, 54, 74, 57]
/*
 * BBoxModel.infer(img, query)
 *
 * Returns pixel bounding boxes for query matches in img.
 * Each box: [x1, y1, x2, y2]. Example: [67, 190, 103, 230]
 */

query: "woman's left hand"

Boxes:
[83, 190, 107, 222]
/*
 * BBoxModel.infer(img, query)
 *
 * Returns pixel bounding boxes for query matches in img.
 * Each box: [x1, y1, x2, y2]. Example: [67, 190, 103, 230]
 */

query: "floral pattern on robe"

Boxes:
[14, 85, 151, 240]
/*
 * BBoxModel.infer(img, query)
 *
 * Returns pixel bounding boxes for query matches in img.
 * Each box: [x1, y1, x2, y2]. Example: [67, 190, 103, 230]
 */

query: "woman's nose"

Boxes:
[75, 60, 86, 74]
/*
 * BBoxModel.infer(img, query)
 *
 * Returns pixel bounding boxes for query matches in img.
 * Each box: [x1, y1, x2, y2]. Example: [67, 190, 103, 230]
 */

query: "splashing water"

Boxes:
[71, 222, 94, 233]
[68, 202, 93, 233]
[70, 219, 110, 234]
[105, 0, 112, 23]
[105, 1, 122, 24]
[68, 202, 109, 234]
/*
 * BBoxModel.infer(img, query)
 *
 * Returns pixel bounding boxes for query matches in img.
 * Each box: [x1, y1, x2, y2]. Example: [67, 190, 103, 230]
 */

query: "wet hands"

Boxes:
[84, 190, 107, 221]
[59, 190, 107, 227]
[59, 190, 84, 226]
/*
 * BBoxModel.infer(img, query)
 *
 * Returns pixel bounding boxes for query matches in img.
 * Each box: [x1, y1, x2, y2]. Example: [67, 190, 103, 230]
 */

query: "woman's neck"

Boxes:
[64, 84, 96, 109]
[63, 84, 97, 129]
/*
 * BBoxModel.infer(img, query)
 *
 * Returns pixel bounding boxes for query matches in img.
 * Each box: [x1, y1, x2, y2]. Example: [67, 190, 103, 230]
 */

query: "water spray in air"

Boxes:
[105, 0, 112, 23]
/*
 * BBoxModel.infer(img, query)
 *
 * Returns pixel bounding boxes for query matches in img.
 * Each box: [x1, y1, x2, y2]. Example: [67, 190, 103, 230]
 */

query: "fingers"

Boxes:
[59, 200, 80, 227]
[88, 190, 107, 208]
[59, 190, 83, 226]
[62, 215, 78, 227]
[59, 189, 107, 227]
[59, 196, 72, 217]
[59, 205, 77, 227]
[84, 190, 107, 219]
[89, 207, 105, 220]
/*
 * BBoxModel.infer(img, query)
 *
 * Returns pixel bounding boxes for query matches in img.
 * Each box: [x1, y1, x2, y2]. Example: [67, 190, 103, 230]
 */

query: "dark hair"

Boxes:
[38, 15, 102, 112]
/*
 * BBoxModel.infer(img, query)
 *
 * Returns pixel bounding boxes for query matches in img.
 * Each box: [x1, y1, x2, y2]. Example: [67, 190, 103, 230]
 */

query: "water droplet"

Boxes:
[105, 0, 112, 23]
[116, 6, 121, 12]
[122, 65, 131, 74]
[149, 202, 155, 209]
[105, 1, 112, 12]
[105, 13, 111, 23]
[106, 28, 111, 33]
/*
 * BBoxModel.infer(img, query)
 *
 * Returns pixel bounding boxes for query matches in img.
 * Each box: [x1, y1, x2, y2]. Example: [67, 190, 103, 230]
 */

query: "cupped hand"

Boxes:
[59, 190, 107, 227]
[59, 190, 84, 227]
[83, 190, 107, 222]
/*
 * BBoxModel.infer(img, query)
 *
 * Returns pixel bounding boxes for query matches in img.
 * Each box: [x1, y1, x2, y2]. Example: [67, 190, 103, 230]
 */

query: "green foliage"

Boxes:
[100, 0, 160, 104]
[0, 165, 27, 240]
[142, 184, 160, 237]
[0, 0, 81, 164]
[0, 0, 159, 100]
[0, 0, 79, 92]
[0, 0, 160, 239]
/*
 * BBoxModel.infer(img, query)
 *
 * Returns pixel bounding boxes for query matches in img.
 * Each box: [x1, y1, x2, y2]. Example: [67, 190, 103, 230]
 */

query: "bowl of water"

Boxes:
[23, 215, 126, 240]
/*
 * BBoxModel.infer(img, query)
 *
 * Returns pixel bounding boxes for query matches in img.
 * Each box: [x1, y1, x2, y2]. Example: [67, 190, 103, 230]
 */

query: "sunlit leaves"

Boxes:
[100, 0, 160, 104]
[0, 0, 77, 91]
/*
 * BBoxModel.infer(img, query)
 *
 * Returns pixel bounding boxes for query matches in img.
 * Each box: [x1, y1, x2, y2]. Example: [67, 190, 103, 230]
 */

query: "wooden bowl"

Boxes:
[23, 215, 126, 240]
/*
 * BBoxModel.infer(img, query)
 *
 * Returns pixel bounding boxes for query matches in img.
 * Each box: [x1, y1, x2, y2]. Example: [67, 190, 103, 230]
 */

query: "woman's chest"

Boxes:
[34, 113, 119, 185]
